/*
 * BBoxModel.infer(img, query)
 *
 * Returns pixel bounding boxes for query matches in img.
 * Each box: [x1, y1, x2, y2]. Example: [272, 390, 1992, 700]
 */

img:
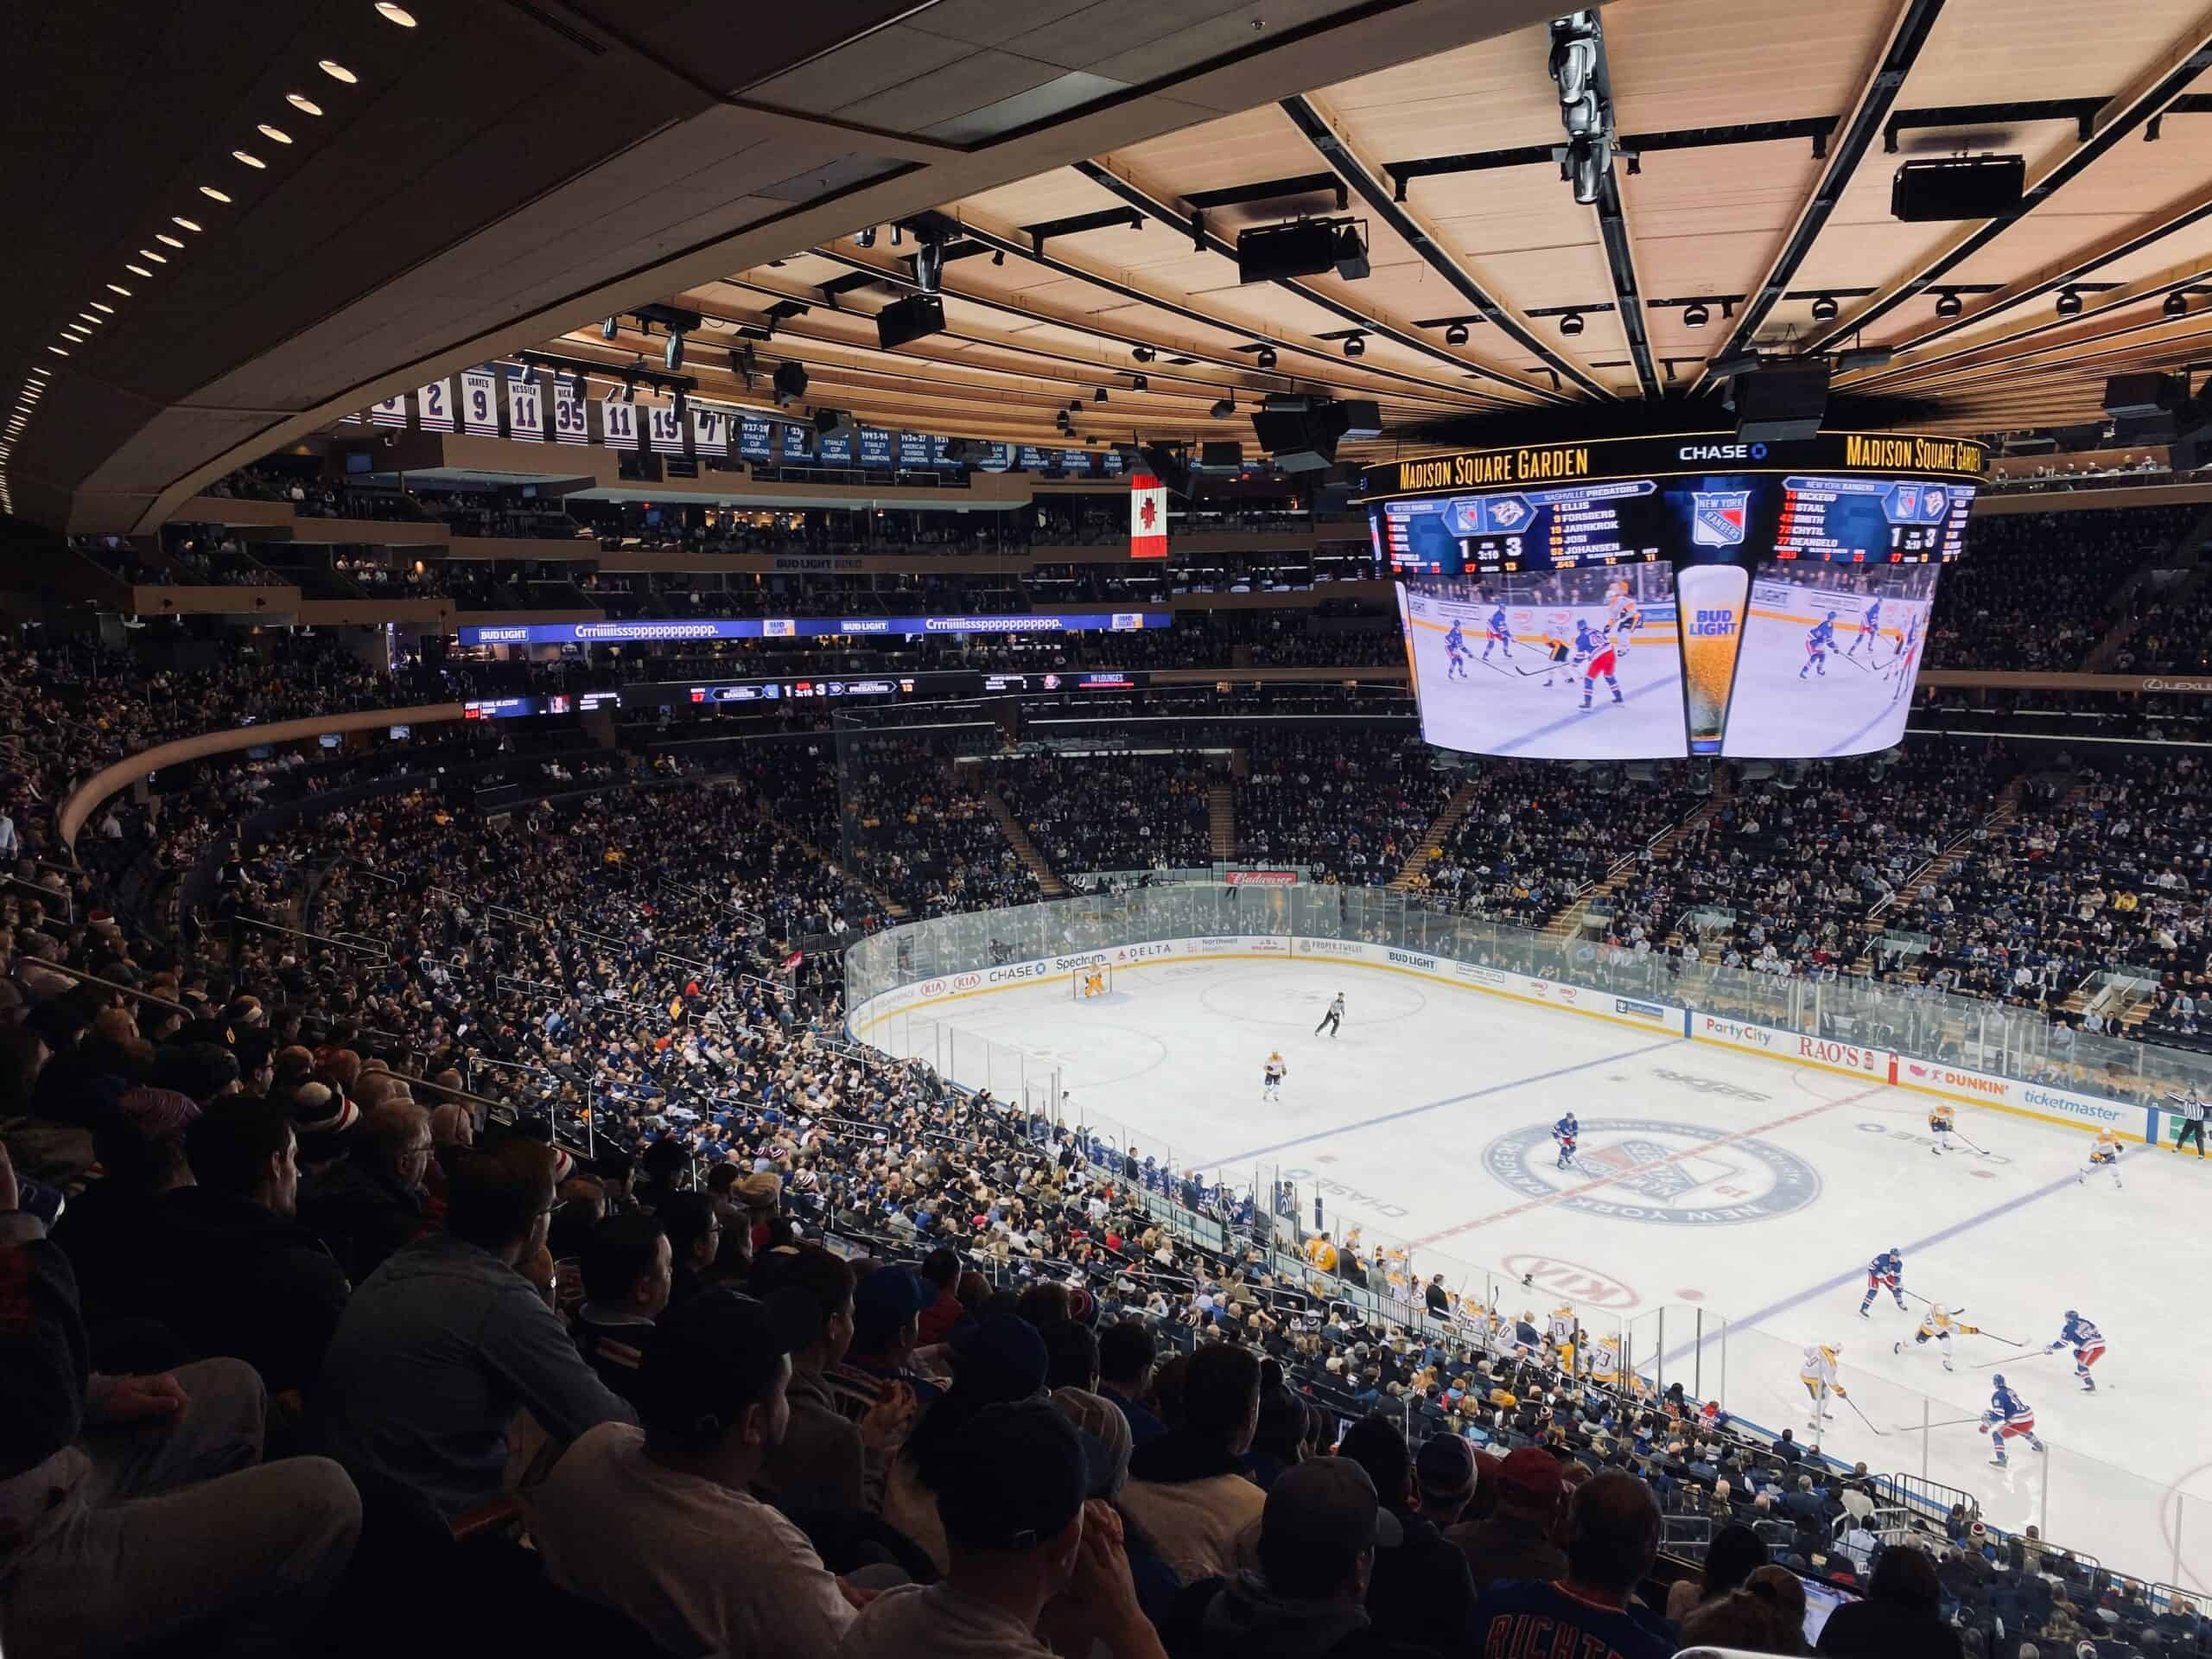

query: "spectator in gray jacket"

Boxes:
[315, 1138, 635, 1519]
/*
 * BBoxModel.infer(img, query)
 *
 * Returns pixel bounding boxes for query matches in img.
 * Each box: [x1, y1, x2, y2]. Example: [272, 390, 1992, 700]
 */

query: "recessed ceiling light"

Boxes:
[287, 93, 324, 116]
[79, 313, 102, 324]
[233, 150, 265, 168]
[172, 216, 203, 232]
[200, 186, 232, 202]
[138, 248, 167, 263]
[106, 283, 132, 296]
[126, 264, 152, 278]
[156, 233, 184, 248]
[376, 3, 418, 24]
[318, 59, 357, 83]
[48, 346, 69, 357]
[89, 302, 114, 314]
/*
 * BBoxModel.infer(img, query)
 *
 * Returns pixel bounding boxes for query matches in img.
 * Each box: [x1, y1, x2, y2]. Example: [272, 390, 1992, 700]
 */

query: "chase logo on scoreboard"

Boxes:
[1482, 1116, 1819, 1225]
[1691, 491, 1751, 547]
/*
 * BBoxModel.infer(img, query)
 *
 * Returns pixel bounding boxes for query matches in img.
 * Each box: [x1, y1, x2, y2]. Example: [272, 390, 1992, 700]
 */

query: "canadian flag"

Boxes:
[1129, 474, 1168, 560]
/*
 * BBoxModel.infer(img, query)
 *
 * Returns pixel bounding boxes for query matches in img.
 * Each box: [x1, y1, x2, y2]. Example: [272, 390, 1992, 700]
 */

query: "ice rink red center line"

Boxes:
[1410, 1084, 1889, 1249]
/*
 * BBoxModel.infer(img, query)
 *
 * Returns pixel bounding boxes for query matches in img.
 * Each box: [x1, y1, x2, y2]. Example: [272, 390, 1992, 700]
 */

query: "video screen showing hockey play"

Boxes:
[1370, 434, 1979, 761]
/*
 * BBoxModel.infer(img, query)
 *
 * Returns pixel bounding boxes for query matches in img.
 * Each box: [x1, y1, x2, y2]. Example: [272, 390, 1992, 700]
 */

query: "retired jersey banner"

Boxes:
[505, 372, 544, 442]
[553, 378, 588, 443]
[690, 404, 727, 457]
[368, 393, 408, 428]
[416, 378, 454, 432]
[1130, 473, 1168, 560]
[646, 400, 684, 454]
[461, 368, 499, 436]
[600, 393, 640, 450]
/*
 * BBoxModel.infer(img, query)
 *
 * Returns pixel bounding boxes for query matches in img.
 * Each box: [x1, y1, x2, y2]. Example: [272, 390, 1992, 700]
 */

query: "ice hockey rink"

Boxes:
[1722, 587, 1931, 760]
[873, 955, 2212, 1587]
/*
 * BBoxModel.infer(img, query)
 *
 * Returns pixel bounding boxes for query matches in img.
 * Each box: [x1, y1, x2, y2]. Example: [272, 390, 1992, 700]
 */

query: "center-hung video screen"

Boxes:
[1371, 442, 1975, 761]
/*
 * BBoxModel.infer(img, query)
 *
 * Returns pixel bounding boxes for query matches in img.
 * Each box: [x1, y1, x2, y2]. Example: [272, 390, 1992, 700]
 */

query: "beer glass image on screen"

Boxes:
[1721, 557, 1941, 756]
[1397, 562, 1684, 760]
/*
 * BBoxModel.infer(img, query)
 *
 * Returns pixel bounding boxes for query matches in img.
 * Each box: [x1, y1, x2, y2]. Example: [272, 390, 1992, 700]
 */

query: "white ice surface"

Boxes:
[885, 956, 2212, 1587]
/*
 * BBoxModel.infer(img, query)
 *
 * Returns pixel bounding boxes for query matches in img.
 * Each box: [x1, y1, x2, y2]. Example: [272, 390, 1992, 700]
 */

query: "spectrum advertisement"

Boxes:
[458, 612, 1170, 646]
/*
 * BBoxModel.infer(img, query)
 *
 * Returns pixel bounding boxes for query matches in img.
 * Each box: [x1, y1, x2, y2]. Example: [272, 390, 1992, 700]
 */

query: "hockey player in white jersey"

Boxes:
[2081, 1127, 2124, 1188]
[1262, 1051, 1287, 1103]
[2046, 1311, 2107, 1392]
[1893, 1303, 1979, 1372]
[1800, 1341, 1847, 1429]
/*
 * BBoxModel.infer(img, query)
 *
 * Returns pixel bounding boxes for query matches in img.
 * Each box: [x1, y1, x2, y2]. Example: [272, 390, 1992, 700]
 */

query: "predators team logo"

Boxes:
[1483, 1116, 1820, 1225]
[1691, 490, 1751, 547]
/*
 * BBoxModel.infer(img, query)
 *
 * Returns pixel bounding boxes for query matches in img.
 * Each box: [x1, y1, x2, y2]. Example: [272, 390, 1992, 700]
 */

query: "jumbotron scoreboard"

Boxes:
[1357, 430, 1986, 761]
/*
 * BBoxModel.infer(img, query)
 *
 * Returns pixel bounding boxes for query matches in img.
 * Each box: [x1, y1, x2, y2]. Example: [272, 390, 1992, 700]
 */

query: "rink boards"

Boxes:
[850, 933, 2164, 1145]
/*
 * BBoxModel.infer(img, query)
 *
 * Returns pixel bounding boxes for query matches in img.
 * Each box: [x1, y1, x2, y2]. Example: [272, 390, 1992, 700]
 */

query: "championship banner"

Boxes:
[553, 378, 588, 443]
[1130, 473, 1168, 560]
[646, 400, 684, 454]
[460, 368, 500, 436]
[416, 378, 454, 432]
[690, 404, 727, 457]
[738, 415, 773, 462]
[600, 392, 640, 450]
[368, 393, 408, 428]
[505, 370, 544, 442]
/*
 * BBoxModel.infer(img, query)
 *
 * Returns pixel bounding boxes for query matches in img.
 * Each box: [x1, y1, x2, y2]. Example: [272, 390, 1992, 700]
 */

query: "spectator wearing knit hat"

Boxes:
[297, 1099, 429, 1287]
[144, 1093, 351, 1394]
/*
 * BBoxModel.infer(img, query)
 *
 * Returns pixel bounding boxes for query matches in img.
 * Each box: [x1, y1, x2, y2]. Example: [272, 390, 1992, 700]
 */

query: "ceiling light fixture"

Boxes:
[233, 150, 265, 168]
[2166, 290, 2190, 318]
[287, 93, 324, 115]
[1934, 290, 1963, 318]
[79, 313, 102, 325]
[138, 248, 167, 263]
[1559, 311, 1586, 336]
[156, 233, 183, 248]
[1131, 374, 1148, 391]
[172, 216, 202, 232]
[1682, 302, 1711, 328]
[1810, 294, 1840, 322]
[200, 186, 232, 202]
[1210, 397, 1236, 418]
[991, 250, 1004, 266]
[2055, 288, 2082, 316]
[1094, 387, 1108, 403]
[90, 302, 114, 314]
[258, 124, 292, 144]
[1342, 334, 1365, 358]
[375, 3, 418, 24]
[106, 283, 132, 296]
[319, 60, 358, 83]
[48, 346, 69, 357]
[1133, 346, 1155, 364]
[1255, 346, 1278, 369]
[125, 264, 152, 278]
[1445, 322, 1470, 346]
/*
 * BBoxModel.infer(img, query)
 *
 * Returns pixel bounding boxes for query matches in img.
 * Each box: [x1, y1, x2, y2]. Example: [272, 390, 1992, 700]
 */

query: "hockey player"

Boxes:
[1541, 630, 1576, 689]
[1800, 1341, 1846, 1429]
[1445, 618, 1471, 680]
[2046, 1310, 2106, 1392]
[1929, 1103, 1960, 1155]
[1893, 1303, 1979, 1371]
[1575, 620, 1623, 711]
[1847, 595, 1883, 659]
[1800, 612, 1839, 679]
[1081, 969, 1106, 998]
[2080, 1127, 2123, 1188]
[1858, 1247, 1907, 1317]
[1315, 992, 1345, 1039]
[1482, 603, 1514, 662]
[1262, 1050, 1287, 1103]
[1547, 1305, 1579, 1372]
[1607, 582, 1643, 658]
[1553, 1110, 1580, 1170]
[1980, 1376, 2047, 1466]
[1887, 614, 1922, 702]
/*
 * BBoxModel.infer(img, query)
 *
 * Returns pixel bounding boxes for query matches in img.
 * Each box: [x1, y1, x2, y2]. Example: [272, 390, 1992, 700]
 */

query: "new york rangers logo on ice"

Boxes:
[1691, 490, 1751, 547]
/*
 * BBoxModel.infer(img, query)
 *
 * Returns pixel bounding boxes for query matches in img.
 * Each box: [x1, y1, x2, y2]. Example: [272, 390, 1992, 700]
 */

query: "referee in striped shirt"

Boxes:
[2171, 1088, 2208, 1157]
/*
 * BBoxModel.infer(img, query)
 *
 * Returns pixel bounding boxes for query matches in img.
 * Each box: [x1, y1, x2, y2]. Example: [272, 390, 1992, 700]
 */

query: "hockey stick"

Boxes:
[1971, 1349, 2047, 1370]
[1838, 1392, 1886, 1436]
[1897, 1416, 1986, 1432]
[1952, 1130, 1993, 1156]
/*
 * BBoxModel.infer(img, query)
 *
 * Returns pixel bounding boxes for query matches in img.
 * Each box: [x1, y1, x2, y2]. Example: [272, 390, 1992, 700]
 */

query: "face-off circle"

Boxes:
[1483, 1116, 1821, 1226]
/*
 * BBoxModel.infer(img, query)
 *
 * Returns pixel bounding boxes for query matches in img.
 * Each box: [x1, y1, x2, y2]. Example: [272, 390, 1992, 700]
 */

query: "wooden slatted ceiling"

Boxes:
[623, 0, 2212, 450]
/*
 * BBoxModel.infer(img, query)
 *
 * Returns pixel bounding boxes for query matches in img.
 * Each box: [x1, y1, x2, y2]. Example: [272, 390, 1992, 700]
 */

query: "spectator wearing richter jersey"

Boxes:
[525, 1286, 861, 1659]
[0, 1141, 362, 1659]
[837, 1399, 1170, 1659]
[1471, 1471, 1675, 1659]
[315, 1137, 636, 1521]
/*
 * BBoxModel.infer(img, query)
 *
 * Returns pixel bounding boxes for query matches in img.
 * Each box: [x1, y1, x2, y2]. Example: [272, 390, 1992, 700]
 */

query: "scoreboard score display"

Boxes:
[1358, 430, 1985, 761]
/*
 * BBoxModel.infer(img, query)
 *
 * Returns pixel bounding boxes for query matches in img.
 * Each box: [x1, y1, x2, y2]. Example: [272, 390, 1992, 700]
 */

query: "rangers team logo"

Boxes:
[1691, 490, 1751, 547]
[1483, 1116, 1819, 1225]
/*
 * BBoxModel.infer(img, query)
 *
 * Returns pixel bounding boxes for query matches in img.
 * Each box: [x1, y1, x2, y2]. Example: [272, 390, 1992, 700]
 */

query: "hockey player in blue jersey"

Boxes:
[1575, 621, 1623, 710]
[1858, 1247, 1907, 1317]
[1553, 1111, 1580, 1171]
[1847, 596, 1883, 658]
[1800, 612, 1839, 679]
[1888, 613, 1922, 702]
[2046, 1310, 2107, 1391]
[1980, 1375, 2047, 1465]
[1444, 618, 1471, 680]
[1481, 604, 1514, 661]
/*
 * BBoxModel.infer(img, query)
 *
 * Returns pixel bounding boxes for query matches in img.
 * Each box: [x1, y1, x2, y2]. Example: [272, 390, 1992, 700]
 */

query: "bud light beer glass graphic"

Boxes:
[1675, 563, 1749, 753]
